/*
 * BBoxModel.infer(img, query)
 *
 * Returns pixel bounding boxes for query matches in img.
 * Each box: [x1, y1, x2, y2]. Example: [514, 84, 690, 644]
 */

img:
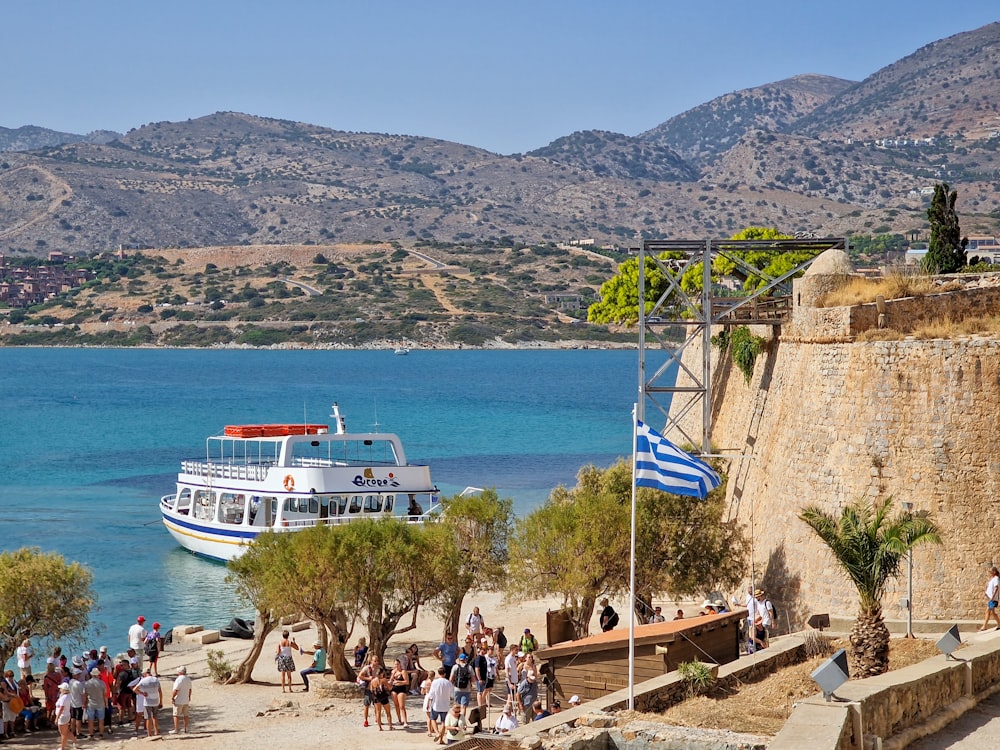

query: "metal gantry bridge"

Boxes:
[637, 238, 848, 453]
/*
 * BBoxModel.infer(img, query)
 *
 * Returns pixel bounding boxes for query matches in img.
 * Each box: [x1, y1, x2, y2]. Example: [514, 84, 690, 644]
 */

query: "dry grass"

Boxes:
[818, 269, 961, 308]
[856, 314, 1000, 341]
[626, 637, 942, 737]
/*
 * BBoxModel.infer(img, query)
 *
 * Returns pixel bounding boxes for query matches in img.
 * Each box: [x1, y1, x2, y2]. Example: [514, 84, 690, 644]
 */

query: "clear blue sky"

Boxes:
[1, 1, 996, 154]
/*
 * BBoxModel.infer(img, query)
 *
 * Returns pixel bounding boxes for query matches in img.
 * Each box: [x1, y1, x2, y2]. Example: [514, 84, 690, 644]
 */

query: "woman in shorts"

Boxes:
[55, 683, 73, 750]
[275, 630, 299, 693]
[368, 669, 393, 731]
[980, 566, 1000, 631]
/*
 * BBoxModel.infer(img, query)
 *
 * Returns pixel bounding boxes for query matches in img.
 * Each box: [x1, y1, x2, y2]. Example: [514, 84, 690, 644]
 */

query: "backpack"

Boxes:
[455, 664, 471, 690]
[144, 636, 159, 658]
[767, 600, 779, 623]
[496, 630, 507, 649]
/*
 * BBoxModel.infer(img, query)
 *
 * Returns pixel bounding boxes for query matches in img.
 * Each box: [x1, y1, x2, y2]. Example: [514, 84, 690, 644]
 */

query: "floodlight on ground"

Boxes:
[936, 625, 961, 659]
[811, 648, 849, 702]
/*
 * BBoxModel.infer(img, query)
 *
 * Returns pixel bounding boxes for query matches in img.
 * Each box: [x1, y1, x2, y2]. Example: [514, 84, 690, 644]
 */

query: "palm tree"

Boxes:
[799, 497, 941, 678]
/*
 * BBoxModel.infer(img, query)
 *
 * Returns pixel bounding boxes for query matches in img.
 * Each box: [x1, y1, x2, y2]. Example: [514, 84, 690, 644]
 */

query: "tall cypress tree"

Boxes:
[922, 183, 966, 274]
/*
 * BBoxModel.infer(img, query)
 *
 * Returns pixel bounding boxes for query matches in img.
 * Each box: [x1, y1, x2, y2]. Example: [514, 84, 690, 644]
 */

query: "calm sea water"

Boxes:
[0, 347, 669, 663]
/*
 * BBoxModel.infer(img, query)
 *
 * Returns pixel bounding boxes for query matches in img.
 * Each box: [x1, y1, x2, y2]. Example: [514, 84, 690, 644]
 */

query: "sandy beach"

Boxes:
[15, 592, 674, 750]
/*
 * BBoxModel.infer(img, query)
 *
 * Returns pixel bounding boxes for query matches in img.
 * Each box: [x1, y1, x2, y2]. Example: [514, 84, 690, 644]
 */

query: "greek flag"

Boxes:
[635, 419, 721, 499]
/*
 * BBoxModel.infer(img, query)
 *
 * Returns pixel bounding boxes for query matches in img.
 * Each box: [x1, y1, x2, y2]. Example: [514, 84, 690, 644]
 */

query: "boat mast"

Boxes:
[331, 402, 347, 435]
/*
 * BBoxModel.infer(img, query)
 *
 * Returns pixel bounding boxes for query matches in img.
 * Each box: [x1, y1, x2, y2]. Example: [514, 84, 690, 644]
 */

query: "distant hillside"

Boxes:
[641, 74, 856, 168]
[4, 23, 1000, 258]
[0, 125, 120, 152]
[527, 130, 698, 181]
[793, 21, 1000, 140]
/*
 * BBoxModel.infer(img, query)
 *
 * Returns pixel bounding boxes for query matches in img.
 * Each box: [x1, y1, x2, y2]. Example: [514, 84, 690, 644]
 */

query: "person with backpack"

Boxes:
[599, 598, 619, 632]
[450, 653, 473, 718]
[143, 625, 163, 677]
[754, 590, 776, 648]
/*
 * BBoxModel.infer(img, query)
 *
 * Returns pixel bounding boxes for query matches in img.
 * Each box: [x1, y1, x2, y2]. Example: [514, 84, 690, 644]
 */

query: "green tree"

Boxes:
[0, 548, 96, 667]
[799, 497, 941, 678]
[425, 490, 513, 639]
[509, 459, 741, 637]
[509, 468, 627, 637]
[229, 528, 356, 680]
[587, 228, 797, 324]
[226, 539, 286, 684]
[334, 518, 438, 661]
[922, 183, 966, 274]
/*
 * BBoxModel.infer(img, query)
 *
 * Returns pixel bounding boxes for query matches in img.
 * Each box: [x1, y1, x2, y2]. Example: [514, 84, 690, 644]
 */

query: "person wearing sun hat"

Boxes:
[298, 639, 327, 692]
[55, 682, 73, 750]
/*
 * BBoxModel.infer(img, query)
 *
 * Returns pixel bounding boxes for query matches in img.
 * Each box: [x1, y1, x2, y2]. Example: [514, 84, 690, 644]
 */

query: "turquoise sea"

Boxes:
[0, 347, 668, 662]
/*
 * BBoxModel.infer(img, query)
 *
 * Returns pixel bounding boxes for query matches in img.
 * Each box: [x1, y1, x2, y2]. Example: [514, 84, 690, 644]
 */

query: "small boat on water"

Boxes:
[159, 403, 439, 561]
[394, 347, 410, 355]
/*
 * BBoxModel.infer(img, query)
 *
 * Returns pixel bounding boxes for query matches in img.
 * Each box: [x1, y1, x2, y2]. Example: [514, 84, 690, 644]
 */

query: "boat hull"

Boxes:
[162, 512, 260, 562]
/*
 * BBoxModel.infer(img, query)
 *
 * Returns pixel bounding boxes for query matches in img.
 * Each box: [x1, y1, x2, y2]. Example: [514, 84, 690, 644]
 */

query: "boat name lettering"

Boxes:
[352, 473, 400, 488]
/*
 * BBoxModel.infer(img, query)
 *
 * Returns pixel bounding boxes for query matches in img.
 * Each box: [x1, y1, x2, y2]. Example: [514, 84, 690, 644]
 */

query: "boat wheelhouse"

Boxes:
[159, 403, 439, 561]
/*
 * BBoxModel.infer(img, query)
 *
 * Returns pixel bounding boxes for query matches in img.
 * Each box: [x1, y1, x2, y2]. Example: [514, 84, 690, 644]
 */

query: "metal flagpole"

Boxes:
[628, 404, 639, 711]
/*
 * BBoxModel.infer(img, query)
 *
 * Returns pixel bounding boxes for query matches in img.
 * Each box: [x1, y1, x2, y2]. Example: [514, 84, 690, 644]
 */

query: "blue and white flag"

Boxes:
[635, 419, 722, 499]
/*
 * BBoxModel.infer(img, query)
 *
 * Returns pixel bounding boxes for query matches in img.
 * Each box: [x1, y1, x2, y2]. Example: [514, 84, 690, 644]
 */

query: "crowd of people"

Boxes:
[297, 606, 566, 744]
[0, 615, 193, 749]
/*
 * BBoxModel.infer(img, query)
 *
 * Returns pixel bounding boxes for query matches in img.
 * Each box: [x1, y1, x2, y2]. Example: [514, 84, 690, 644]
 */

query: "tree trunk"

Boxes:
[849, 606, 890, 678]
[570, 593, 597, 639]
[228, 610, 277, 684]
[319, 611, 356, 681]
[326, 641, 355, 681]
[444, 594, 464, 642]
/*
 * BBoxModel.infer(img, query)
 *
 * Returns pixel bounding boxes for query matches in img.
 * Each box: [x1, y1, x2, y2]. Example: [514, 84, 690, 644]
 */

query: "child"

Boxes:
[353, 638, 368, 669]
[421, 675, 434, 737]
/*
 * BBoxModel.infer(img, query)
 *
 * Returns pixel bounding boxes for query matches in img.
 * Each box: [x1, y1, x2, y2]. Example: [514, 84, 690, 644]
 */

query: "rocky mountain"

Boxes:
[527, 130, 698, 181]
[3, 22, 1000, 258]
[641, 74, 856, 168]
[793, 22, 1000, 141]
[0, 125, 120, 152]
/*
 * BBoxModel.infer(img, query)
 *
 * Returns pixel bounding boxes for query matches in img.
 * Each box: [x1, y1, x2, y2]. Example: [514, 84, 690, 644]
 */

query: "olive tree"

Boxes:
[425, 489, 513, 639]
[509, 459, 745, 638]
[0, 548, 96, 668]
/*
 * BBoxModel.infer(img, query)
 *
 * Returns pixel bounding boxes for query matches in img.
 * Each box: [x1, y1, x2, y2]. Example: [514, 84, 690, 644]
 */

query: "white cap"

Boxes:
[569, 695, 580, 704]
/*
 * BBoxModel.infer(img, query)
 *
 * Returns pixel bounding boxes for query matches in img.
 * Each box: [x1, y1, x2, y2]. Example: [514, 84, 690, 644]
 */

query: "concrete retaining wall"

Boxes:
[771, 636, 1000, 750]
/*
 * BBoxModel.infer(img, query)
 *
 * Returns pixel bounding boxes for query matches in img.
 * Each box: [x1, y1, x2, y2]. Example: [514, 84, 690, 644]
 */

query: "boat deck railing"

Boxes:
[181, 460, 271, 481]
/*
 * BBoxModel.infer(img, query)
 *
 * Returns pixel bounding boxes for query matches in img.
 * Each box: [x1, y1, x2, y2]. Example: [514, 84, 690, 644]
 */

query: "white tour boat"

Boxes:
[159, 403, 439, 561]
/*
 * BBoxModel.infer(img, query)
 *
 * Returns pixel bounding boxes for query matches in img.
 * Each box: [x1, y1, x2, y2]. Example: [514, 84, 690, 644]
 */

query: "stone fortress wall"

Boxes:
[667, 257, 1000, 623]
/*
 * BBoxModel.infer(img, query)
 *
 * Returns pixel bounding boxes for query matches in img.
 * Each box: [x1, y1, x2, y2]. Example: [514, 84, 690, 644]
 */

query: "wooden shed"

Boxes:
[534, 610, 744, 703]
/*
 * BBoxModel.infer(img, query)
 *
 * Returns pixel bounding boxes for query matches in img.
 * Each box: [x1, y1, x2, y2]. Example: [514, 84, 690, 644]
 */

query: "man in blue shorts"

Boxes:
[427, 666, 454, 741]
[449, 653, 473, 718]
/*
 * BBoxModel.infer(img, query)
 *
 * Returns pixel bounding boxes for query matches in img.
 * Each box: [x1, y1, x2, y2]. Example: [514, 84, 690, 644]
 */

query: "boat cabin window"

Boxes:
[218, 493, 245, 525]
[384, 495, 394, 512]
[364, 495, 383, 513]
[348, 496, 362, 514]
[176, 488, 192, 515]
[193, 490, 215, 521]
[332, 495, 348, 515]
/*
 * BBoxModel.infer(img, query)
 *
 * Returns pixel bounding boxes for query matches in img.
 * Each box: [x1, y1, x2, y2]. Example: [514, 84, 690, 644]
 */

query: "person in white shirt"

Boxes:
[128, 616, 148, 671]
[755, 589, 774, 648]
[134, 669, 161, 737]
[465, 607, 485, 636]
[426, 666, 455, 741]
[649, 607, 666, 624]
[980, 566, 1000, 631]
[494, 704, 518, 733]
[503, 644, 518, 700]
[170, 666, 192, 734]
[15, 639, 34, 679]
[56, 683, 72, 750]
